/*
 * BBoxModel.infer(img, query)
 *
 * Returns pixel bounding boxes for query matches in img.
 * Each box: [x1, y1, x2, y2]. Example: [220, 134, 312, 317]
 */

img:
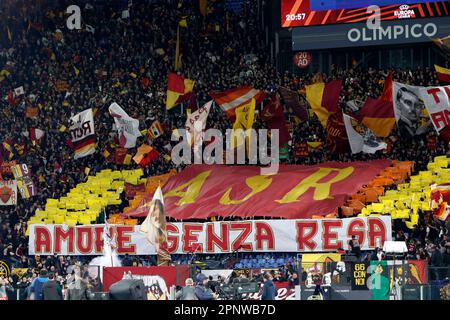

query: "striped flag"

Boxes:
[68, 109, 96, 159]
[209, 86, 265, 121]
[148, 120, 164, 139]
[435, 65, 450, 83]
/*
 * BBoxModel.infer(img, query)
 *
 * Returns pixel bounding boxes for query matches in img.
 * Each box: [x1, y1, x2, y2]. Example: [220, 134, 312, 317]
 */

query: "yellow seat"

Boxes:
[396, 209, 410, 219]
[65, 219, 77, 226]
[54, 215, 65, 224]
[79, 216, 91, 225]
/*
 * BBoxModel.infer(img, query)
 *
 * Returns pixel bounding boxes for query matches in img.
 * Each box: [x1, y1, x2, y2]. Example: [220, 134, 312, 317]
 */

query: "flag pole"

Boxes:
[104, 209, 113, 268]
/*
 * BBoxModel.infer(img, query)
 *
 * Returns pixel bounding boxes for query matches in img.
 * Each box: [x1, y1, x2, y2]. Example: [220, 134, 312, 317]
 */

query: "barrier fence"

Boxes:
[1, 263, 449, 300]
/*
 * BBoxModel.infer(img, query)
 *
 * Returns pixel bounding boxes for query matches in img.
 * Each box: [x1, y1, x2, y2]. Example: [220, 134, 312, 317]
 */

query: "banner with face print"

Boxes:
[392, 82, 429, 139]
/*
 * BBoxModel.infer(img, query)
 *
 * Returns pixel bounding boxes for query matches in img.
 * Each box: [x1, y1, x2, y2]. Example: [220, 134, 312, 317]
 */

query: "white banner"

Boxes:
[185, 100, 212, 146]
[418, 85, 450, 138]
[392, 82, 429, 138]
[0, 180, 18, 206]
[108, 102, 141, 148]
[343, 113, 386, 154]
[69, 108, 96, 159]
[28, 216, 391, 255]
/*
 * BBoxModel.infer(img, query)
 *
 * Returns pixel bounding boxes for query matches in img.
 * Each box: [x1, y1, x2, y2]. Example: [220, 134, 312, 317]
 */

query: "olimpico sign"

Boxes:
[347, 22, 437, 42]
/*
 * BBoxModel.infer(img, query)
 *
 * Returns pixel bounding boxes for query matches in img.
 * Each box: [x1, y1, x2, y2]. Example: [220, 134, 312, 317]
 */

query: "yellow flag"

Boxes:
[232, 98, 256, 149]
[179, 17, 188, 28]
[73, 65, 80, 77]
[59, 125, 67, 132]
[305, 82, 328, 127]
[124, 154, 132, 165]
[7, 27, 12, 42]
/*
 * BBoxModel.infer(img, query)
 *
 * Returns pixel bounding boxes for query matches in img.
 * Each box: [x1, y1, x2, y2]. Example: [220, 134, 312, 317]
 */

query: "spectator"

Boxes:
[261, 273, 277, 300]
[194, 273, 217, 300]
[30, 269, 49, 300]
[349, 235, 361, 260]
[176, 278, 197, 300]
[430, 245, 444, 281]
[42, 272, 63, 300]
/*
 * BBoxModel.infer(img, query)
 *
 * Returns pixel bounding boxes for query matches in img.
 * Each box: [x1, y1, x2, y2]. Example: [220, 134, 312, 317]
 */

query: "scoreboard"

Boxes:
[281, 0, 450, 28]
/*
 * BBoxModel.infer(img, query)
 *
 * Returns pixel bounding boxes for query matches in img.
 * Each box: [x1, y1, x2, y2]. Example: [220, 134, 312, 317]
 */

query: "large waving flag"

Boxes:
[343, 114, 386, 154]
[68, 109, 96, 159]
[435, 65, 450, 83]
[278, 87, 308, 121]
[359, 72, 395, 137]
[166, 73, 195, 110]
[108, 102, 141, 148]
[305, 80, 342, 127]
[260, 95, 290, 145]
[360, 98, 395, 138]
[140, 186, 171, 266]
[209, 86, 265, 120]
[185, 100, 212, 146]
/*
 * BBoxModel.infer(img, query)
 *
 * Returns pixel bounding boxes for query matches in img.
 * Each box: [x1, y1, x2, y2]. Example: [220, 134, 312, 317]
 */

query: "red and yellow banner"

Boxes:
[128, 161, 391, 220]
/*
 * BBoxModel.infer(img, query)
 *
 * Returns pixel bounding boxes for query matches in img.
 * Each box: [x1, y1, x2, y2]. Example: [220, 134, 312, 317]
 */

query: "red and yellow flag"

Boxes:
[360, 98, 395, 138]
[166, 73, 195, 110]
[435, 64, 450, 83]
[305, 80, 342, 127]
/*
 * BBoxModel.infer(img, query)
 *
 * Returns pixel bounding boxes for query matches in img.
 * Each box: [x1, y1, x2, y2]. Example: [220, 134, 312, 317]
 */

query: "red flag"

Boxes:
[380, 72, 393, 102]
[326, 113, 348, 154]
[278, 87, 308, 120]
[139, 148, 160, 167]
[7, 90, 15, 106]
[260, 95, 290, 145]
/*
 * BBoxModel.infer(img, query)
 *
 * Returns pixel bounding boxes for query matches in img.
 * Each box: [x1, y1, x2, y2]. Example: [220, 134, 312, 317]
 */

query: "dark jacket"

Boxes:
[176, 286, 198, 300]
[31, 276, 49, 300]
[261, 280, 277, 300]
[431, 250, 443, 267]
[194, 284, 214, 300]
[42, 280, 63, 300]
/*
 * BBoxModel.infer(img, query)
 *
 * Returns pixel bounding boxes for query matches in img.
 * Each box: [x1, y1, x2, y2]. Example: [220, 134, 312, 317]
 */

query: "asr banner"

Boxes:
[128, 161, 391, 220]
[28, 216, 391, 255]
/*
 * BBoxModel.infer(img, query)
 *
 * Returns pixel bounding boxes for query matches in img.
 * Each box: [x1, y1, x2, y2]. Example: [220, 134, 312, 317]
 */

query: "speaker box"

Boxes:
[109, 279, 148, 300]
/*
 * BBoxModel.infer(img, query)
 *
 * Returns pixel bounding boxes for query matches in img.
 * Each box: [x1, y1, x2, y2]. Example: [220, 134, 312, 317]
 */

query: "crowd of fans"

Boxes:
[0, 0, 449, 299]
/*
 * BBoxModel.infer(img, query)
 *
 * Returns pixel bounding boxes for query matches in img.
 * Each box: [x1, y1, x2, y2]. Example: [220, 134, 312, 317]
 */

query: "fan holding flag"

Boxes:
[140, 185, 171, 266]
